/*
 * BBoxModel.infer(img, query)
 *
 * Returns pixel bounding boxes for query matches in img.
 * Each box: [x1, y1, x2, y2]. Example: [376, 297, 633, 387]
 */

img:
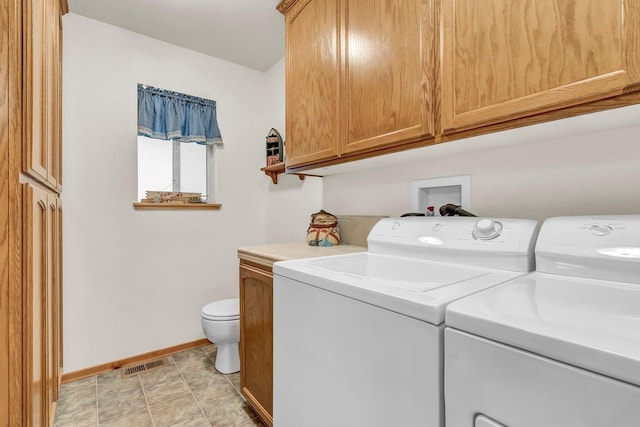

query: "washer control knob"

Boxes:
[473, 219, 503, 240]
[589, 223, 612, 236]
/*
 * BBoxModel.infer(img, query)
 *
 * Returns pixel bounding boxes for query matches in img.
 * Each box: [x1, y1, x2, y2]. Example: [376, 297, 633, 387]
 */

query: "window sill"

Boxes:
[133, 202, 222, 210]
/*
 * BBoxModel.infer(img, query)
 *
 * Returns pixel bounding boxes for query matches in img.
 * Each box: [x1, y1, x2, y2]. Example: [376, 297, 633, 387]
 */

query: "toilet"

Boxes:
[201, 298, 240, 374]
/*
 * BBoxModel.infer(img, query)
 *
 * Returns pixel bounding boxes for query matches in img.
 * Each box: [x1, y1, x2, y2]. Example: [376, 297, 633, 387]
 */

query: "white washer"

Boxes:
[445, 215, 640, 427]
[273, 217, 539, 427]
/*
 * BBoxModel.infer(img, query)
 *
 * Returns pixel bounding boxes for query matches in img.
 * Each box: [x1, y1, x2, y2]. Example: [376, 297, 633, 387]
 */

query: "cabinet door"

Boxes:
[341, 0, 435, 154]
[239, 263, 273, 426]
[24, 0, 48, 183]
[23, 184, 50, 427]
[285, 0, 341, 167]
[441, 0, 640, 133]
[23, 0, 63, 190]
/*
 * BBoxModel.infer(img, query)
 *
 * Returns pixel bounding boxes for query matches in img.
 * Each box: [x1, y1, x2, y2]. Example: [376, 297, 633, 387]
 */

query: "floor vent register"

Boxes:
[120, 358, 171, 378]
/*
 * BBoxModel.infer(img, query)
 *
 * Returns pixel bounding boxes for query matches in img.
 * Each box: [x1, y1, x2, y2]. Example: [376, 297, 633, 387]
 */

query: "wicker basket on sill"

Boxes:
[142, 191, 204, 204]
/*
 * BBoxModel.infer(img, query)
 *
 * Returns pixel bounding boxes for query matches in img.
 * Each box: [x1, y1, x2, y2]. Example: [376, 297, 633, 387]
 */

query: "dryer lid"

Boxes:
[446, 272, 640, 387]
[202, 298, 239, 320]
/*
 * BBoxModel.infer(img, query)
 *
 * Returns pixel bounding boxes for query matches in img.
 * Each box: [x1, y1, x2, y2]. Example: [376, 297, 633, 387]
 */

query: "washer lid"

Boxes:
[446, 271, 640, 387]
[202, 298, 239, 320]
[274, 252, 524, 325]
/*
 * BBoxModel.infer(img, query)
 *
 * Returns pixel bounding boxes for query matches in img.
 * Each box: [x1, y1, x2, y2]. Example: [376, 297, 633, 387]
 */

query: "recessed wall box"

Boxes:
[411, 175, 471, 216]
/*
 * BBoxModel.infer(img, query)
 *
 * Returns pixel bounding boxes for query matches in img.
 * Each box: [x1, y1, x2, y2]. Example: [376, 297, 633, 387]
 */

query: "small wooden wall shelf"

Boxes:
[261, 162, 309, 184]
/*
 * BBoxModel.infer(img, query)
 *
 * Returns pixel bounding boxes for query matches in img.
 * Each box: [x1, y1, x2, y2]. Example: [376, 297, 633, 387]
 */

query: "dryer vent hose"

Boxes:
[439, 204, 477, 217]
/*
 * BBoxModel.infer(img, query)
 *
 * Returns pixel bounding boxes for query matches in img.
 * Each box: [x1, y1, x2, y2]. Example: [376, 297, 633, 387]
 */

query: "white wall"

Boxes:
[62, 14, 320, 372]
[323, 108, 640, 220]
[264, 58, 324, 243]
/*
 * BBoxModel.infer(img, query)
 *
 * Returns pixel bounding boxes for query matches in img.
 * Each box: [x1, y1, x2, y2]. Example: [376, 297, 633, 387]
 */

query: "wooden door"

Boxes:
[24, 0, 63, 190]
[285, 0, 341, 167]
[340, 0, 435, 155]
[23, 0, 48, 183]
[239, 262, 273, 426]
[23, 184, 50, 427]
[441, 0, 640, 133]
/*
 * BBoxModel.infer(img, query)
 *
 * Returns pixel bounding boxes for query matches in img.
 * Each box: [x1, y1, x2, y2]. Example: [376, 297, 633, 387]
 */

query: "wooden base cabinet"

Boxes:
[23, 184, 63, 427]
[239, 261, 274, 427]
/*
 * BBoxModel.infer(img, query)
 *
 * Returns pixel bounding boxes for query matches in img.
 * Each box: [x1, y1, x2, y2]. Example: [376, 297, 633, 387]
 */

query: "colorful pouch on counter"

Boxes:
[307, 210, 340, 246]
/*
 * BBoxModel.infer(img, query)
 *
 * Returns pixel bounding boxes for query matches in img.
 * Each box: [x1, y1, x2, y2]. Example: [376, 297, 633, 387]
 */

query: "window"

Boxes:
[137, 136, 213, 202]
[136, 84, 222, 206]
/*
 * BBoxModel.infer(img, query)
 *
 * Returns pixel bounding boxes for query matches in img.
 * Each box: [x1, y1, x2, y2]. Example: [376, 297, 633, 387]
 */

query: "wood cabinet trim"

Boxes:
[239, 258, 274, 273]
[241, 387, 274, 426]
[443, 72, 633, 134]
[277, 0, 301, 15]
[7, 0, 24, 424]
[284, 90, 640, 173]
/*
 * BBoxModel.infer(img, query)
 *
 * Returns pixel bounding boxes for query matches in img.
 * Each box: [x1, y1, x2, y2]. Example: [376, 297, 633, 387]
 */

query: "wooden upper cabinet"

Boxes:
[285, 0, 341, 167]
[341, 0, 435, 155]
[283, 0, 436, 167]
[24, 0, 63, 191]
[440, 0, 640, 133]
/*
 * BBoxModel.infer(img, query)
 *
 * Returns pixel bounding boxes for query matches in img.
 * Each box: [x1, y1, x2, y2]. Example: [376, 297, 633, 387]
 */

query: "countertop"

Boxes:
[238, 242, 366, 268]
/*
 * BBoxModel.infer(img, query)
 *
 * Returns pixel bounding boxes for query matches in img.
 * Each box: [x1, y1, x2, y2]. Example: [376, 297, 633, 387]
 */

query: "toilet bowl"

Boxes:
[201, 298, 240, 374]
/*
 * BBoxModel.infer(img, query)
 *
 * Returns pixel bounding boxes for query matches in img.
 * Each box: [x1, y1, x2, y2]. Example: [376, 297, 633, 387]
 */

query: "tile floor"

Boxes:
[54, 344, 265, 426]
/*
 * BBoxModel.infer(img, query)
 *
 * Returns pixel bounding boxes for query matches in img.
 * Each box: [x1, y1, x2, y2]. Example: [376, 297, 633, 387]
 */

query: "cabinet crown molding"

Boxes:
[277, 0, 300, 14]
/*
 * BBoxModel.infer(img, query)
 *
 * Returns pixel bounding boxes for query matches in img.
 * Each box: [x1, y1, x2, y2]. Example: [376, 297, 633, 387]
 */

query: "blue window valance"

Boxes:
[137, 84, 223, 145]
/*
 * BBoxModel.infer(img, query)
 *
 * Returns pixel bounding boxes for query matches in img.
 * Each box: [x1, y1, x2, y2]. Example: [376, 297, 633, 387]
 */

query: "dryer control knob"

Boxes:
[473, 219, 503, 240]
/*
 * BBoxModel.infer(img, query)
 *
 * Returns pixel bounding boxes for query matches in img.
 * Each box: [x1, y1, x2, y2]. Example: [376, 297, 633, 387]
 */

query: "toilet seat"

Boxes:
[201, 298, 239, 321]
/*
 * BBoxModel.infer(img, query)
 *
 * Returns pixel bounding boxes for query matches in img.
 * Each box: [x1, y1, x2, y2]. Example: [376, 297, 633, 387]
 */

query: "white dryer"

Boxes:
[272, 217, 539, 427]
[445, 215, 640, 427]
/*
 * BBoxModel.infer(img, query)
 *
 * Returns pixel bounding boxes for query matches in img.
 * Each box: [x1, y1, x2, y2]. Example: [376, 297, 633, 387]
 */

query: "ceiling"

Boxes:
[67, 0, 285, 72]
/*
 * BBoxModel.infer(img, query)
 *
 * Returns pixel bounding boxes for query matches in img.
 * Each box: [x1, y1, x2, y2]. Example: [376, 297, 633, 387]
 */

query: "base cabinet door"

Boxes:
[239, 262, 273, 426]
[441, 0, 640, 133]
[23, 184, 61, 426]
[23, 184, 49, 427]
